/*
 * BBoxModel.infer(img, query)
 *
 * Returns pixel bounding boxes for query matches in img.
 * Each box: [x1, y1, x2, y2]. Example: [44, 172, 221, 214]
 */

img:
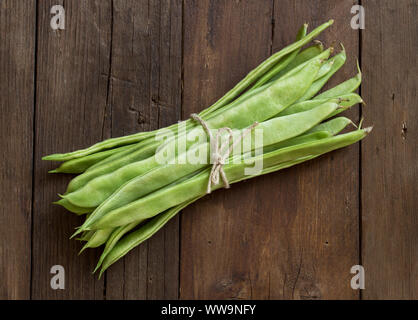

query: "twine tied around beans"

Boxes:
[191, 114, 259, 194]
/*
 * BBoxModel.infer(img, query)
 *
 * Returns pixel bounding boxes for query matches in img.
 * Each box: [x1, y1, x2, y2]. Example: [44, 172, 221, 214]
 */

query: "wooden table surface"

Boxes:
[1, 0, 416, 300]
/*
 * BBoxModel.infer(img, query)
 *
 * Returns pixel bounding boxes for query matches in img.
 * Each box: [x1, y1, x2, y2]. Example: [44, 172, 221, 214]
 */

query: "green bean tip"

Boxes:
[93, 263, 101, 274]
[78, 245, 88, 255]
[98, 269, 105, 279]
[70, 229, 84, 240]
[356, 60, 362, 76]
[42, 154, 60, 161]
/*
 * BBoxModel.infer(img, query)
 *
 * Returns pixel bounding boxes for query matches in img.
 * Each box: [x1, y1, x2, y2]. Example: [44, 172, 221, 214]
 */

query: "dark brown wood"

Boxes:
[31, 0, 111, 299]
[105, 0, 182, 299]
[180, 0, 275, 299]
[361, 0, 418, 299]
[1, 0, 417, 300]
[0, 0, 35, 300]
[180, 0, 361, 299]
[266, 0, 361, 300]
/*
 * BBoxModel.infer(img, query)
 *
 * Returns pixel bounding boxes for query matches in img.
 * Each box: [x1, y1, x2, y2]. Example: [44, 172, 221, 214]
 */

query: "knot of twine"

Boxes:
[191, 113, 258, 194]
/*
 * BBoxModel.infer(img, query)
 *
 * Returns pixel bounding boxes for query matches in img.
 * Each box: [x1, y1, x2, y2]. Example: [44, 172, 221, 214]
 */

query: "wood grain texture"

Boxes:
[105, 0, 182, 300]
[361, 0, 418, 299]
[31, 0, 111, 299]
[180, 0, 274, 299]
[1, 0, 416, 300]
[180, 0, 361, 299]
[0, 0, 35, 300]
[266, 0, 361, 300]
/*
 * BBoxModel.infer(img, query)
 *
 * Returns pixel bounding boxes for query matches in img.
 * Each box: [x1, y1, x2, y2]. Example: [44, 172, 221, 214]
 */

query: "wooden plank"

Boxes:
[32, 0, 111, 299]
[180, 0, 361, 299]
[105, 0, 182, 300]
[180, 0, 274, 299]
[361, 0, 418, 299]
[265, 0, 361, 300]
[0, 0, 35, 300]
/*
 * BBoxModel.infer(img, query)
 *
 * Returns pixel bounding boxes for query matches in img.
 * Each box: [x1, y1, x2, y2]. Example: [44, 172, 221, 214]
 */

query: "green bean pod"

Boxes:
[98, 198, 199, 277]
[295, 48, 347, 102]
[278, 93, 362, 117]
[54, 198, 94, 215]
[85, 140, 150, 172]
[49, 144, 137, 174]
[269, 43, 324, 82]
[94, 221, 143, 273]
[79, 228, 114, 253]
[98, 127, 370, 273]
[43, 20, 334, 162]
[65, 139, 160, 194]
[250, 24, 308, 90]
[273, 117, 353, 150]
[96, 121, 351, 273]
[314, 69, 361, 100]
[72, 102, 339, 231]
[61, 48, 330, 199]
[95, 133, 338, 271]
[306, 117, 354, 135]
[77, 230, 95, 242]
[89, 128, 370, 230]
[64, 54, 327, 210]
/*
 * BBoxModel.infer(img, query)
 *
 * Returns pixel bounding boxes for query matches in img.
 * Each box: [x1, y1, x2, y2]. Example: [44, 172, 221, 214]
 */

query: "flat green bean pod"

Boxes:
[61, 48, 330, 199]
[278, 93, 362, 117]
[65, 139, 160, 194]
[94, 221, 142, 273]
[50, 144, 137, 174]
[41, 20, 373, 278]
[96, 120, 352, 273]
[203, 47, 332, 124]
[315, 68, 361, 100]
[306, 117, 354, 135]
[72, 102, 339, 230]
[270, 43, 324, 81]
[77, 230, 95, 242]
[295, 48, 347, 102]
[85, 139, 152, 172]
[79, 228, 114, 253]
[98, 198, 200, 277]
[43, 20, 334, 162]
[89, 128, 370, 230]
[64, 55, 327, 209]
[250, 24, 308, 90]
[54, 198, 94, 215]
[98, 127, 370, 273]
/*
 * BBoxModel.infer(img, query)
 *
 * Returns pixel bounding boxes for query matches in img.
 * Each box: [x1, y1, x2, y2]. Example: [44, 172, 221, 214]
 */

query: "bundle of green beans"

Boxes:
[44, 20, 371, 276]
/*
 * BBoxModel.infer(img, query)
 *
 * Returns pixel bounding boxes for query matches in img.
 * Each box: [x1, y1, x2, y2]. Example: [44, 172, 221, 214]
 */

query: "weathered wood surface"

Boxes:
[32, 0, 109, 299]
[181, 0, 360, 300]
[0, 0, 35, 300]
[361, 0, 418, 299]
[105, 0, 182, 300]
[0, 0, 416, 299]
